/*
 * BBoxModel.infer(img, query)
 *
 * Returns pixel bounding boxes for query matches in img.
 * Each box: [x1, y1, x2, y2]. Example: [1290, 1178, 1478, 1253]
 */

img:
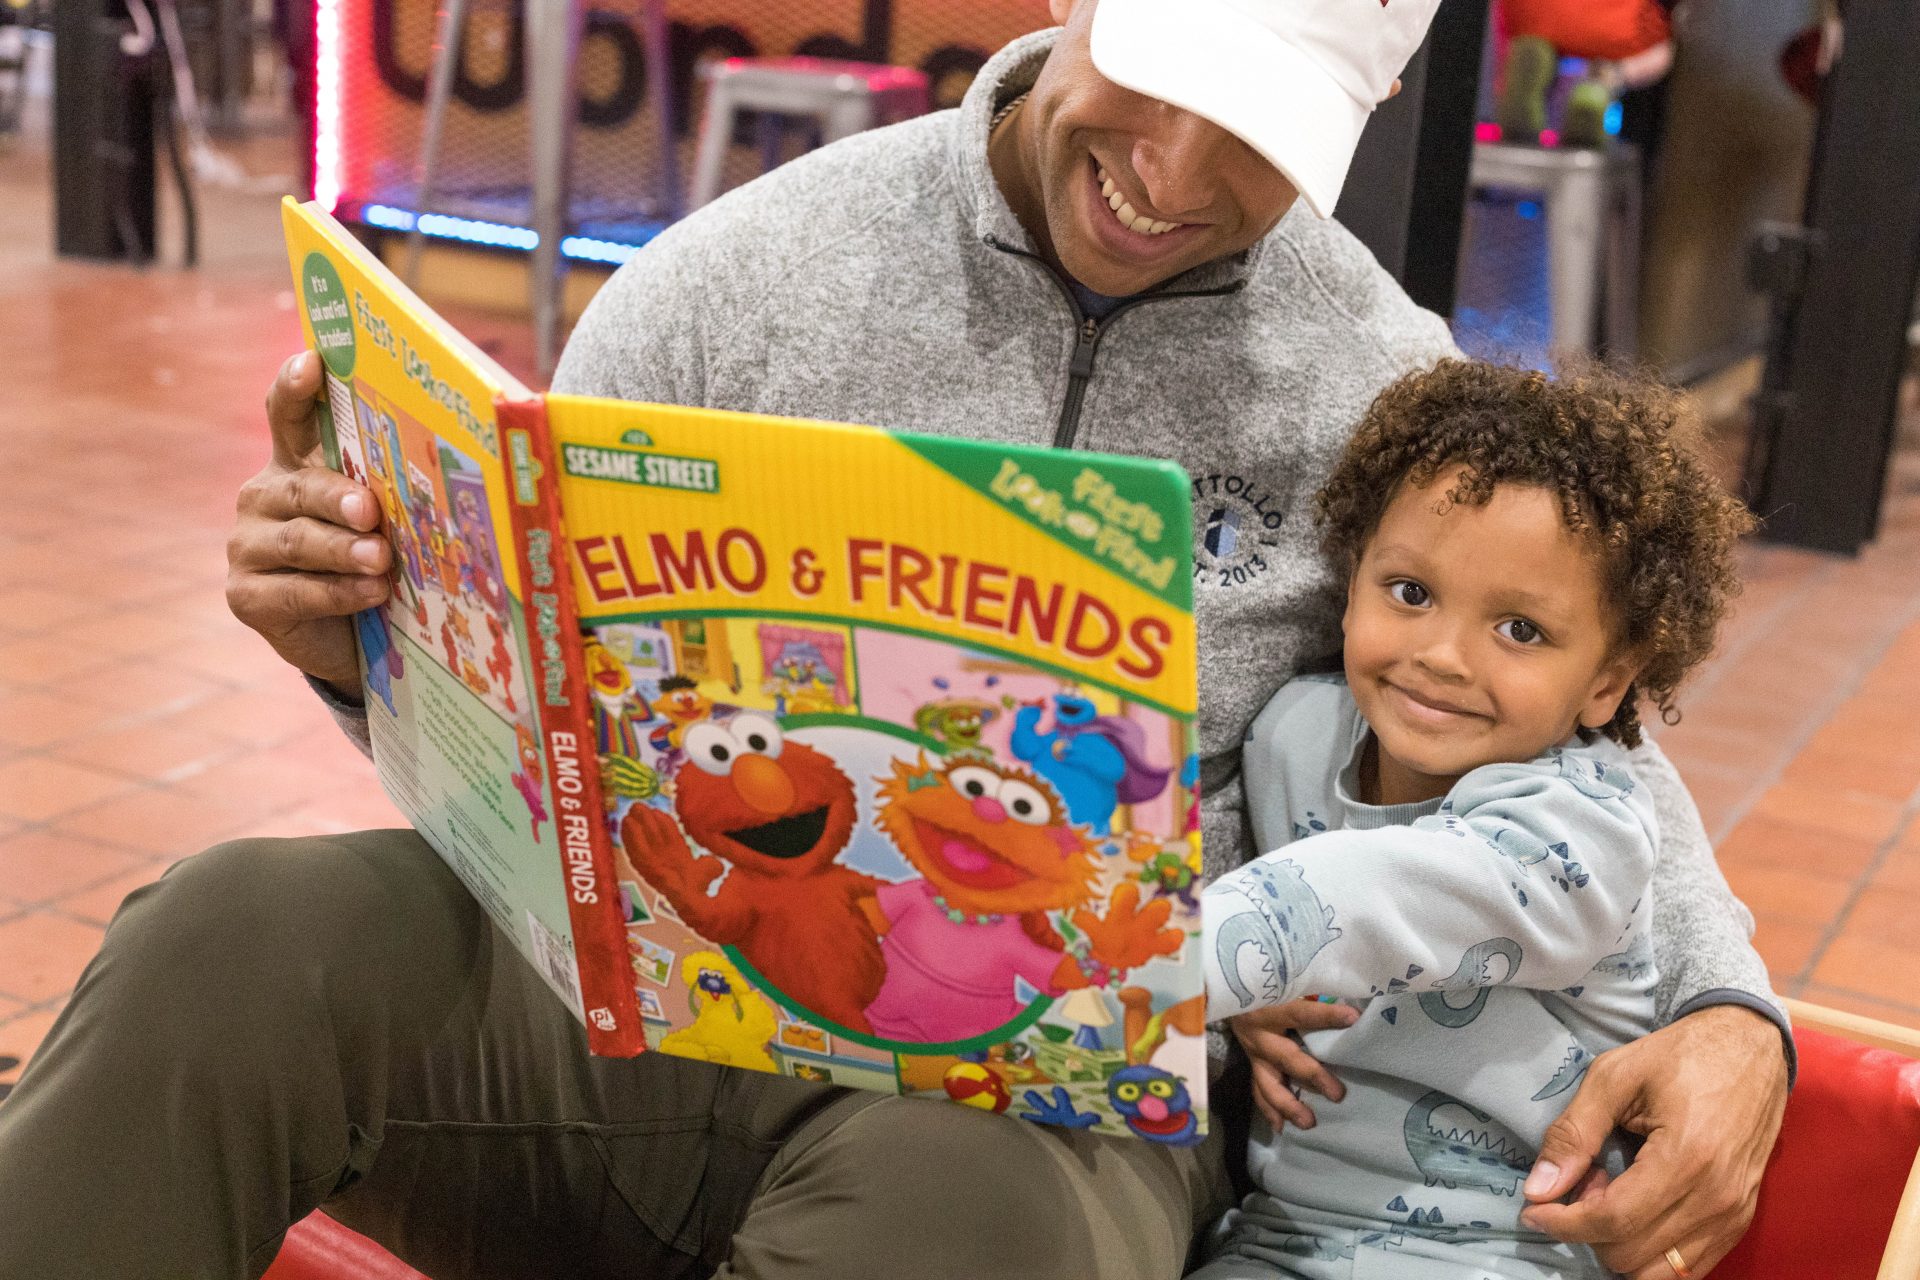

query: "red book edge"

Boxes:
[498, 395, 645, 1057]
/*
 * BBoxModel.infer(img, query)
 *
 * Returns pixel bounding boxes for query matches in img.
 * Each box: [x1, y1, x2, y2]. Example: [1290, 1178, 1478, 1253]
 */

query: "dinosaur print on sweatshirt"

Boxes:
[1209, 859, 1340, 1010]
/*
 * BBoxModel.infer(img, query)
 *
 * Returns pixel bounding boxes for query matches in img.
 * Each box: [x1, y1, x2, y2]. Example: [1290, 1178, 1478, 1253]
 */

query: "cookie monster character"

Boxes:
[1010, 694, 1171, 835]
[1108, 1064, 1201, 1145]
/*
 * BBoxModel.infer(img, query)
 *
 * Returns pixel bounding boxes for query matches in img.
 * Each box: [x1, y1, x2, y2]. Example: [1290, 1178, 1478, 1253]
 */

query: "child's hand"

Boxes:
[1229, 998, 1360, 1131]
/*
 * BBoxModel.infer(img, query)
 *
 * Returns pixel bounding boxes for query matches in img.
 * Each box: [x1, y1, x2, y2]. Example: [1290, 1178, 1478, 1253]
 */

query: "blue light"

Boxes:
[353, 203, 659, 263]
[561, 235, 639, 265]
[418, 212, 540, 250]
[360, 203, 537, 248]
[1604, 101, 1624, 136]
[1517, 200, 1542, 221]
[361, 203, 415, 231]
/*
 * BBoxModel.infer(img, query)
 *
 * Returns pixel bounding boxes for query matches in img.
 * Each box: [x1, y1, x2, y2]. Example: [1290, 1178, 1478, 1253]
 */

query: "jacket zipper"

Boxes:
[1059, 318, 1100, 448]
[985, 235, 1245, 450]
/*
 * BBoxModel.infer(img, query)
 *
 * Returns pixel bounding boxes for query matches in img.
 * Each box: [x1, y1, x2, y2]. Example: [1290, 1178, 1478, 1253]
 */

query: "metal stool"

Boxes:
[689, 57, 930, 211]
[402, 0, 678, 377]
[1469, 141, 1642, 360]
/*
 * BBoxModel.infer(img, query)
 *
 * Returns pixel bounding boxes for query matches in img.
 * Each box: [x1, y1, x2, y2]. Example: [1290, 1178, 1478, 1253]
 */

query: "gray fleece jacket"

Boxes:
[324, 29, 1786, 1043]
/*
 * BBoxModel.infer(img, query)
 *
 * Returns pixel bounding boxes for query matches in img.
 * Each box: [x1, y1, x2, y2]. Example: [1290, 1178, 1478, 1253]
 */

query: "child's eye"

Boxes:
[1388, 581, 1430, 608]
[1498, 619, 1544, 645]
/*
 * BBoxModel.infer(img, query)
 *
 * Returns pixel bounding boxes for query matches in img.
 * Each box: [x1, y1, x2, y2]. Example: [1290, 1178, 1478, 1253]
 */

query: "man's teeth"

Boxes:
[1096, 167, 1179, 236]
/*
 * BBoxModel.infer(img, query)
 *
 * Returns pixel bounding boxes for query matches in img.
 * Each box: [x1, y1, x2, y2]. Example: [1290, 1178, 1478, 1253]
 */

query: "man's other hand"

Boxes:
[226, 351, 391, 697]
[1520, 1005, 1789, 1278]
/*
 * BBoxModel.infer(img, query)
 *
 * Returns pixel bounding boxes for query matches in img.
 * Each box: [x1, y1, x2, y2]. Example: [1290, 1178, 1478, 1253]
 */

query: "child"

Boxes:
[1194, 360, 1753, 1279]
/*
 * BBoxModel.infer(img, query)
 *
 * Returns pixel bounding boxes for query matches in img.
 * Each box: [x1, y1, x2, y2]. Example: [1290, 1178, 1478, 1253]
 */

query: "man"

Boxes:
[0, 3, 1789, 1278]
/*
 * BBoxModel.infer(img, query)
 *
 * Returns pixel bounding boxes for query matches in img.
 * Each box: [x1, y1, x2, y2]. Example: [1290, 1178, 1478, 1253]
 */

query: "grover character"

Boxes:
[1107, 1064, 1201, 1145]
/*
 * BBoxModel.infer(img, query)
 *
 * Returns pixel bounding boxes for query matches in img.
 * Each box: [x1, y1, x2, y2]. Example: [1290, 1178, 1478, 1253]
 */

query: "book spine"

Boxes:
[499, 396, 645, 1057]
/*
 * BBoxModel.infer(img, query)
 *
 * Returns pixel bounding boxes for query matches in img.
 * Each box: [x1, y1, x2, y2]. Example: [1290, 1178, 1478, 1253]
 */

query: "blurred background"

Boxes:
[0, 0, 1916, 1103]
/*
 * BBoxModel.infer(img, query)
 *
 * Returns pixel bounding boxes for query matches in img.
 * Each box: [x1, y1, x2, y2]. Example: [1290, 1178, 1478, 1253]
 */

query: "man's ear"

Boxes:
[1049, 0, 1078, 24]
[1578, 653, 1644, 731]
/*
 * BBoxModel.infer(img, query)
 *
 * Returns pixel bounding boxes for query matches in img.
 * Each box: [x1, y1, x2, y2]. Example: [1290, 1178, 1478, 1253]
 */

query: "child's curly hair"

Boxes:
[1315, 359, 1755, 748]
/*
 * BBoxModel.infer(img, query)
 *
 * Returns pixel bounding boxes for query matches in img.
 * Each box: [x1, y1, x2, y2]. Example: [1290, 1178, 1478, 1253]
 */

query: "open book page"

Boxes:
[282, 199, 611, 1041]
[539, 393, 1211, 1138]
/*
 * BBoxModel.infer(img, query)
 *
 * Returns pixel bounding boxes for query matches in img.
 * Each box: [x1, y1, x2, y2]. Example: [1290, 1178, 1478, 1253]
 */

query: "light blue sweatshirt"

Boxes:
[1198, 676, 1656, 1274]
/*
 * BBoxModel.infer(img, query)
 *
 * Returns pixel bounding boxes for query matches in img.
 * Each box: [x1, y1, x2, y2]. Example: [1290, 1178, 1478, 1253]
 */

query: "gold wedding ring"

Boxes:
[1664, 1245, 1694, 1278]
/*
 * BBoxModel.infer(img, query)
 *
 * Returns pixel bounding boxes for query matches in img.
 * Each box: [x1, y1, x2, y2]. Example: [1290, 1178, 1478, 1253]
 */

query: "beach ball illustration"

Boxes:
[942, 1062, 1012, 1113]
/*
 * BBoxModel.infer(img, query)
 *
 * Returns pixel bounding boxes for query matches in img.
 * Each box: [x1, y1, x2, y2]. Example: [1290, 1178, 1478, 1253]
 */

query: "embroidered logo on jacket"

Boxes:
[1191, 471, 1290, 588]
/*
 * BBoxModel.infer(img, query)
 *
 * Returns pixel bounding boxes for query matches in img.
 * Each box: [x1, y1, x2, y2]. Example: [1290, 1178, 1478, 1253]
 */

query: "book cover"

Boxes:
[285, 198, 1210, 1138]
[539, 395, 1210, 1139]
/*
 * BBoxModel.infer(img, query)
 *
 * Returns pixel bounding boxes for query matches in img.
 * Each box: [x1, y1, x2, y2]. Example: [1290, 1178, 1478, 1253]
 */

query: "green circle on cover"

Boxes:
[300, 251, 356, 378]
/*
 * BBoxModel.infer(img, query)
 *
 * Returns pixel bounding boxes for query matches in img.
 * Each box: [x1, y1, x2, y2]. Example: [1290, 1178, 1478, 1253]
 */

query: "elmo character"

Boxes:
[485, 613, 517, 710]
[618, 713, 885, 1033]
[862, 755, 1184, 1044]
[438, 616, 460, 669]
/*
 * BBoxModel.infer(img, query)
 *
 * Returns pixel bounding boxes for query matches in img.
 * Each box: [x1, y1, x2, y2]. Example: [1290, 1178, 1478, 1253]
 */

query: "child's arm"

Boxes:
[1203, 752, 1658, 1019]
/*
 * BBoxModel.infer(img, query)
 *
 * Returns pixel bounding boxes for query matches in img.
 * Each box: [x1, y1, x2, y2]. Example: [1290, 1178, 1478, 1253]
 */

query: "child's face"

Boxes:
[1342, 470, 1640, 800]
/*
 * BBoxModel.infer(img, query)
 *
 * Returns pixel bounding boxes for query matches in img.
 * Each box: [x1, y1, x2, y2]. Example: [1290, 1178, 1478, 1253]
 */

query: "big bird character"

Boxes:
[657, 950, 778, 1071]
[862, 755, 1184, 1044]
[618, 714, 886, 1033]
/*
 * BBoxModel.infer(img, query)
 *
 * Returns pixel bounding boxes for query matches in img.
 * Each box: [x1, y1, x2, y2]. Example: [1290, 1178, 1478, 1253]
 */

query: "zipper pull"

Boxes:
[1070, 318, 1099, 379]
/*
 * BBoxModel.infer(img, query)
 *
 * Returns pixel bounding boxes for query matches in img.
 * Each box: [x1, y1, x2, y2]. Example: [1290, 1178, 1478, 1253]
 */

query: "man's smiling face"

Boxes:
[1008, 0, 1302, 297]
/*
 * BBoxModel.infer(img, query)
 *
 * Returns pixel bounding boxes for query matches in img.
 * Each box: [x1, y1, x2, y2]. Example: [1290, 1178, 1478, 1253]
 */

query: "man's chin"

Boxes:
[1055, 245, 1186, 300]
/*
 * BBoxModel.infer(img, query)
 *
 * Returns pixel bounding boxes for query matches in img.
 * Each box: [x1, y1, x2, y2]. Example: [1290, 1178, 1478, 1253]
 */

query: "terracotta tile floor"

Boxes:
[2, 129, 1919, 1109]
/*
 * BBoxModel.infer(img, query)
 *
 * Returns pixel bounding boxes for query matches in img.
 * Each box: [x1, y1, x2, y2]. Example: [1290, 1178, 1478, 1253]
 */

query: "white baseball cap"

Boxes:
[1089, 0, 1443, 219]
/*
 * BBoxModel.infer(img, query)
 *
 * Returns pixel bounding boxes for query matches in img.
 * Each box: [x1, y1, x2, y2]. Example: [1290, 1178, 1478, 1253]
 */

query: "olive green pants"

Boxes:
[0, 830, 1231, 1278]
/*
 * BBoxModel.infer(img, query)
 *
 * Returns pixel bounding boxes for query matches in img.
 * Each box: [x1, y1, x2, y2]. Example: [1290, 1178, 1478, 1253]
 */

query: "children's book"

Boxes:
[283, 198, 1210, 1142]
